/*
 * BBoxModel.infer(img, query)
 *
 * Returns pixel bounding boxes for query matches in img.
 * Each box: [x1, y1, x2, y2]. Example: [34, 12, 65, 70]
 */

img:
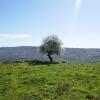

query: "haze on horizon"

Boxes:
[0, 0, 100, 48]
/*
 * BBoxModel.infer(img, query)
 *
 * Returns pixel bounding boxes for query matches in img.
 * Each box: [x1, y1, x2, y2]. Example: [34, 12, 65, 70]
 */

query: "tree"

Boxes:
[39, 35, 64, 63]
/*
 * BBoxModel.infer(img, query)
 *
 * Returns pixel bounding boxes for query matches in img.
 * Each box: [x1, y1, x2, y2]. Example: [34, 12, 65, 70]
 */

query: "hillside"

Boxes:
[0, 46, 100, 63]
[0, 62, 100, 100]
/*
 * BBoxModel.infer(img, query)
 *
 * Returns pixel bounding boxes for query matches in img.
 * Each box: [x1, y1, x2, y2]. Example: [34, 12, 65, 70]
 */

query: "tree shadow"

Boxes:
[26, 60, 59, 66]
[1, 60, 61, 66]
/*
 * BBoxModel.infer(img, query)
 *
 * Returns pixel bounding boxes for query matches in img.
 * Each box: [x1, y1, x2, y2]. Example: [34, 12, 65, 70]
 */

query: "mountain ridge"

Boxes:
[0, 46, 100, 63]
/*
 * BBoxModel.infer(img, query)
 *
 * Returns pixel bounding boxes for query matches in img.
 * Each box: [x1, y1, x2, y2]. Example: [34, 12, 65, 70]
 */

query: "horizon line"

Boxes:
[0, 45, 100, 49]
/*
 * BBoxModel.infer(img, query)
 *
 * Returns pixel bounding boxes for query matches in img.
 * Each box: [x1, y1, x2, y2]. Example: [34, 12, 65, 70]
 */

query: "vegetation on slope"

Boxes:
[0, 62, 100, 100]
[1, 46, 100, 63]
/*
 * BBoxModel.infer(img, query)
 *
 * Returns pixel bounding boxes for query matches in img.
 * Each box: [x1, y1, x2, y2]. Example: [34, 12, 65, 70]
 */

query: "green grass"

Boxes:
[0, 62, 100, 100]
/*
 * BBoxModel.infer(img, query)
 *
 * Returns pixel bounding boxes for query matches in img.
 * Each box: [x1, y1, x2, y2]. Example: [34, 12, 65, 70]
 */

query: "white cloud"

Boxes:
[0, 34, 31, 39]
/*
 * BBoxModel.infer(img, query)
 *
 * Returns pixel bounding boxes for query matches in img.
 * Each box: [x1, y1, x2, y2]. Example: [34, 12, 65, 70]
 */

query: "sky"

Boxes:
[0, 0, 100, 48]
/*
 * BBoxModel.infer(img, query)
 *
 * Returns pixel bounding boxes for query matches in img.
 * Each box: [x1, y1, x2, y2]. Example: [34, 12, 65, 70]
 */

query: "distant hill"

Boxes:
[0, 46, 100, 63]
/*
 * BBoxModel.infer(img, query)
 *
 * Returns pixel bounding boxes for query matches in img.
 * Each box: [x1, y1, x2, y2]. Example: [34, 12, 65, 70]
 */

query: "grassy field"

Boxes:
[0, 62, 100, 100]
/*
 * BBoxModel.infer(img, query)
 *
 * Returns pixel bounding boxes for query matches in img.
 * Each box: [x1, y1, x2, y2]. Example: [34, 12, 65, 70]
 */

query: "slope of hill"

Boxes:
[0, 46, 100, 63]
[0, 62, 100, 100]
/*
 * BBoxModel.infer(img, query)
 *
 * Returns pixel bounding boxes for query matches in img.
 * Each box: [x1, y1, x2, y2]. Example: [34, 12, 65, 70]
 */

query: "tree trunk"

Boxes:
[48, 54, 52, 63]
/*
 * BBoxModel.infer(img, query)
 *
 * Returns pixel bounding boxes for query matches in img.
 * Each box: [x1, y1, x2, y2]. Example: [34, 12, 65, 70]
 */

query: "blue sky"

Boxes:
[0, 0, 100, 48]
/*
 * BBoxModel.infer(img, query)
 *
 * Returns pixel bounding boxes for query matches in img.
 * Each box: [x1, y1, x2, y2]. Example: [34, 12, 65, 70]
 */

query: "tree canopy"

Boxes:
[39, 35, 64, 63]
